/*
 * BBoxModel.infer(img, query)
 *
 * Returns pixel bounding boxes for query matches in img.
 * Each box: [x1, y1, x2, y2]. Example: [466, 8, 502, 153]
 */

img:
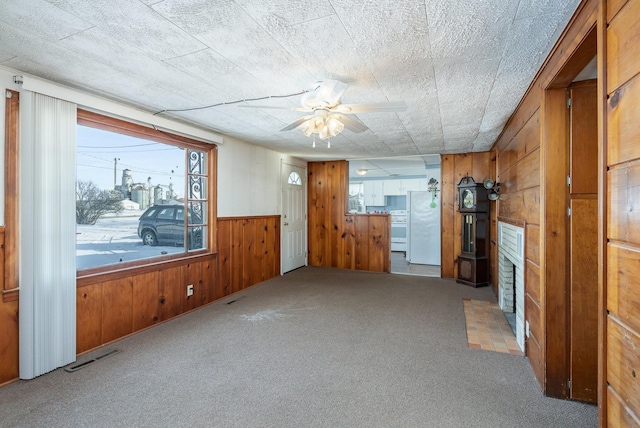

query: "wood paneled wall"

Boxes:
[76, 215, 280, 355]
[0, 215, 280, 384]
[217, 216, 280, 294]
[440, 153, 492, 279]
[0, 227, 19, 385]
[308, 161, 390, 273]
[489, 0, 618, 409]
[604, 0, 640, 424]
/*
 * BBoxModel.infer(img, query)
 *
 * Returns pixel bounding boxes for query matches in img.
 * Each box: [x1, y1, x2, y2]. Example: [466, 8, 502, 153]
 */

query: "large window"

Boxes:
[76, 110, 213, 273]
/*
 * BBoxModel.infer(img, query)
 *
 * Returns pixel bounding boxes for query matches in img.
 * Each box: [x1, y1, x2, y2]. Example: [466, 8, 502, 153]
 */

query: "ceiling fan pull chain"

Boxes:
[312, 136, 316, 148]
[327, 139, 331, 149]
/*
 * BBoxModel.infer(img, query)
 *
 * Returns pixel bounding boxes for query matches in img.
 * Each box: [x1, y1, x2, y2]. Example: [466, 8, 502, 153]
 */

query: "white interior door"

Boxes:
[281, 163, 306, 273]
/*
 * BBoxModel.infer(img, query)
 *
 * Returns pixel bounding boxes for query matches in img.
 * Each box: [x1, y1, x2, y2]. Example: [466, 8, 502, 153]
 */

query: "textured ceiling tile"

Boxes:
[234, 0, 334, 27]
[426, 0, 519, 60]
[57, 27, 221, 103]
[153, 0, 312, 91]
[47, 0, 206, 60]
[0, 0, 92, 41]
[0, 21, 119, 83]
[0, 0, 582, 162]
[515, 0, 581, 20]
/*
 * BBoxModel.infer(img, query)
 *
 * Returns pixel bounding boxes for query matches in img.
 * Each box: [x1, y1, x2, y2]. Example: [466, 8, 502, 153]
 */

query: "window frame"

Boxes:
[76, 109, 217, 278]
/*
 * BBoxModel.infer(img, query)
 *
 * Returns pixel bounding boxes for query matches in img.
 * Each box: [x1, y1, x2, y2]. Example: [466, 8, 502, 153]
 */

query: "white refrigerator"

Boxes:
[406, 190, 441, 265]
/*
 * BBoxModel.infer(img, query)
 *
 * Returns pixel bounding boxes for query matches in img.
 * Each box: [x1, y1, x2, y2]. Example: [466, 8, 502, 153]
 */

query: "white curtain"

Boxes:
[19, 91, 77, 379]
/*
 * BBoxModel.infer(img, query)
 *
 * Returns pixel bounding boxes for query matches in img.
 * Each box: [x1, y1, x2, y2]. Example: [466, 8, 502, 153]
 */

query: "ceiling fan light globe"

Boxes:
[483, 179, 495, 190]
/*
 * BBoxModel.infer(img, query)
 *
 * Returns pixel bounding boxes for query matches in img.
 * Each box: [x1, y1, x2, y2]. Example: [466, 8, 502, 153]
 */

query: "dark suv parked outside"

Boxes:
[137, 204, 202, 249]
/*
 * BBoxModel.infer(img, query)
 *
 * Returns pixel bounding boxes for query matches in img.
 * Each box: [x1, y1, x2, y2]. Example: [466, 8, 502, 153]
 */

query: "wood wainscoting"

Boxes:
[308, 161, 390, 273]
[76, 215, 280, 355]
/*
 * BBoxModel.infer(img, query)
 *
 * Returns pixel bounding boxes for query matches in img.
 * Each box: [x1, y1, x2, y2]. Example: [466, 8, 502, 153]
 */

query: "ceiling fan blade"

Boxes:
[280, 116, 312, 132]
[315, 79, 348, 107]
[335, 101, 407, 113]
[334, 114, 369, 133]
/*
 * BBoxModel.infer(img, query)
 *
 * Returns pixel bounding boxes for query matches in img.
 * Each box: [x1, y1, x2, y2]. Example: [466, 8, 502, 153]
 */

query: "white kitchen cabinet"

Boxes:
[363, 180, 385, 206]
[383, 179, 422, 195]
[383, 180, 403, 196]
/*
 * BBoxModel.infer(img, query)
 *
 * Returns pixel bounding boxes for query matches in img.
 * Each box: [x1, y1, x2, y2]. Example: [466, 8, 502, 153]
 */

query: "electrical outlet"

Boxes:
[187, 284, 194, 297]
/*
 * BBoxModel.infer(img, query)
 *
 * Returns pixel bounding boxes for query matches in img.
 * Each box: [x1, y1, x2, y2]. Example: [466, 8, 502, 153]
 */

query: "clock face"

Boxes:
[463, 189, 475, 209]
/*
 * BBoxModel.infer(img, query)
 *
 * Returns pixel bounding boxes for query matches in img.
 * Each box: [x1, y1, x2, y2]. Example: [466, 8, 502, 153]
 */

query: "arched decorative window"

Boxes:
[288, 171, 302, 186]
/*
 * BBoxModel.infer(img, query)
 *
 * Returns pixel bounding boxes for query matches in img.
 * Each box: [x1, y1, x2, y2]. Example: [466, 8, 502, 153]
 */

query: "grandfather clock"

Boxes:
[456, 175, 489, 287]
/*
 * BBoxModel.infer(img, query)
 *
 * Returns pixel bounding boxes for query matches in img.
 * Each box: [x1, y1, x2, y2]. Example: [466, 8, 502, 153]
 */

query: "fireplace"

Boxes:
[498, 222, 525, 351]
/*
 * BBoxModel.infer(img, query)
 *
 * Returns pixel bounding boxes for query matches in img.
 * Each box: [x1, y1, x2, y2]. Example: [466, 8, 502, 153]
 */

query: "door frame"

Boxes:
[280, 159, 308, 274]
[540, 25, 598, 399]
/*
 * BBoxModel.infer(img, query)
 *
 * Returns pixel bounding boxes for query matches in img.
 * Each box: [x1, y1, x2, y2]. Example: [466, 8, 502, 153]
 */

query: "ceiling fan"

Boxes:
[241, 79, 407, 142]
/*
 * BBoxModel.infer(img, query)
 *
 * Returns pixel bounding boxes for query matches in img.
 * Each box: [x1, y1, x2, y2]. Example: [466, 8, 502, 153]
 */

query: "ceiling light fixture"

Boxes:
[299, 111, 345, 147]
[356, 169, 368, 176]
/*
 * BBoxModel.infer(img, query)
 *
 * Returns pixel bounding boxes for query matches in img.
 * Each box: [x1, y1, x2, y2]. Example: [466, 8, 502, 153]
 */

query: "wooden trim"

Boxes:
[219, 215, 280, 221]
[597, 0, 608, 423]
[77, 109, 211, 150]
[76, 109, 218, 279]
[77, 252, 216, 287]
[4, 90, 19, 294]
[1, 288, 19, 302]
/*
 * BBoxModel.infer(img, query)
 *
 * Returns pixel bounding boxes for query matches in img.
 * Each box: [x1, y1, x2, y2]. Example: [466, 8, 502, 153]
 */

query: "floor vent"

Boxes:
[64, 349, 120, 373]
[226, 295, 246, 305]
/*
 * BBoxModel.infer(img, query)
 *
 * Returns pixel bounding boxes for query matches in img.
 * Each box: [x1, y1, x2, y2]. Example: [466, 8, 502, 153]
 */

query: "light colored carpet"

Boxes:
[0, 267, 596, 427]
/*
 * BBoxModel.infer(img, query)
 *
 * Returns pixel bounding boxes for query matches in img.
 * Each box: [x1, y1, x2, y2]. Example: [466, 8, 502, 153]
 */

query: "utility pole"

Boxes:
[113, 158, 120, 189]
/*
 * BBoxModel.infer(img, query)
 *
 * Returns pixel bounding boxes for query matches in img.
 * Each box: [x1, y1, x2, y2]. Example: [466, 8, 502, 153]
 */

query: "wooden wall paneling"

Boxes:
[160, 265, 185, 321]
[184, 261, 202, 312]
[607, 317, 640, 419]
[330, 162, 345, 269]
[231, 219, 243, 293]
[607, 0, 628, 22]
[527, 333, 544, 390]
[526, 223, 541, 266]
[541, 87, 570, 398]
[472, 152, 490, 183]
[607, 386, 640, 428]
[608, 75, 640, 166]
[343, 215, 356, 270]
[200, 258, 215, 305]
[606, 0, 640, 93]
[242, 219, 256, 289]
[607, 167, 628, 241]
[257, 218, 268, 283]
[569, 197, 599, 402]
[354, 215, 369, 270]
[4, 90, 19, 296]
[570, 81, 599, 194]
[102, 278, 133, 344]
[607, 243, 640, 334]
[494, 89, 541, 153]
[307, 163, 320, 266]
[367, 215, 389, 272]
[627, 163, 640, 245]
[272, 217, 281, 278]
[516, 149, 541, 192]
[525, 260, 541, 305]
[132, 271, 160, 332]
[76, 283, 103, 354]
[217, 219, 231, 298]
[440, 155, 456, 278]
[525, 294, 543, 351]
[0, 299, 18, 383]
